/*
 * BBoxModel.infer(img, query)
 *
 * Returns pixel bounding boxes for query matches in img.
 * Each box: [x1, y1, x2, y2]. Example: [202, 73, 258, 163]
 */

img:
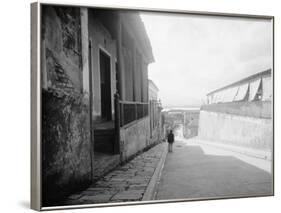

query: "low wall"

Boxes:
[120, 117, 151, 161]
[198, 110, 272, 150]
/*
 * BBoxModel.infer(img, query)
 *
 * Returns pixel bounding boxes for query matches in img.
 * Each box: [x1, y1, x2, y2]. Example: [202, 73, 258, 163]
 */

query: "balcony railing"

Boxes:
[119, 100, 149, 127]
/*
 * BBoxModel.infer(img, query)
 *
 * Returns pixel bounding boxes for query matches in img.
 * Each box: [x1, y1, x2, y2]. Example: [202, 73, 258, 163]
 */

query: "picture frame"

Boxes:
[31, 1, 274, 211]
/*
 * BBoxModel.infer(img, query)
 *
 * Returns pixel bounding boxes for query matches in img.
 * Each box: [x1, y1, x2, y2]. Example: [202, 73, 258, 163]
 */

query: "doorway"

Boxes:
[99, 49, 112, 121]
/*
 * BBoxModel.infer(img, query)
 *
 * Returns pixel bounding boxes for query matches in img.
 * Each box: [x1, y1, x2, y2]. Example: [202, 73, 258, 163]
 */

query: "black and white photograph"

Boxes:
[32, 3, 273, 210]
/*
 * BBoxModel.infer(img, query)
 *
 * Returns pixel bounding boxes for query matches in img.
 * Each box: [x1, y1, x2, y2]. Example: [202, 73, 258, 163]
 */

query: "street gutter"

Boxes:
[142, 143, 168, 201]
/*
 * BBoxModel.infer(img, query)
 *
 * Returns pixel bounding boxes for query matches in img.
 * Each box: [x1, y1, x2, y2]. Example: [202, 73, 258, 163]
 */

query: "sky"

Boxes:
[140, 12, 272, 107]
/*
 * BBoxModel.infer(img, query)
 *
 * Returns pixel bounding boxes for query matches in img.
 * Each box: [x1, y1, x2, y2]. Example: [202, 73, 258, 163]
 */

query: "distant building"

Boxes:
[163, 107, 200, 139]
[149, 79, 159, 100]
[41, 6, 158, 205]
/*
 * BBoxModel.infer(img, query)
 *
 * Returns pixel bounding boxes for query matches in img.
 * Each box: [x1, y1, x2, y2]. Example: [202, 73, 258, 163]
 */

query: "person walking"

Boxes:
[167, 130, 175, 152]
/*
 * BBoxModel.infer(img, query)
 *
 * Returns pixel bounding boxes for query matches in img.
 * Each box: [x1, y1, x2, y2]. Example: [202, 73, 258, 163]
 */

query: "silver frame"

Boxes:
[31, 1, 275, 211]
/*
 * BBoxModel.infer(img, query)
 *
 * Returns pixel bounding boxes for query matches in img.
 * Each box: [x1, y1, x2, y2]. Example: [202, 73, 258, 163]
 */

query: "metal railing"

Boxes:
[119, 100, 149, 127]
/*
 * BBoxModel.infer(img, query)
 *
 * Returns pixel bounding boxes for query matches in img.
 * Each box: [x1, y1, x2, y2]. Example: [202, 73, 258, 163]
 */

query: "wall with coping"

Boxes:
[198, 110, 272, 150]
[120, 117, 151, 161]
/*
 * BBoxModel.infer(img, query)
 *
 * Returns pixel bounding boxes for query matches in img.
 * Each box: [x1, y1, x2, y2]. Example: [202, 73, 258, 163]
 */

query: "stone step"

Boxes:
[94, 129, 115, 154]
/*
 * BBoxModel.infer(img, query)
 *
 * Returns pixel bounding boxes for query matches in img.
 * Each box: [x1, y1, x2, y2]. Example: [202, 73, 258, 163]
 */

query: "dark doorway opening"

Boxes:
[100, 49, 112, 121]
[92, 49, 120, 181]
[94, 49, 116, 155]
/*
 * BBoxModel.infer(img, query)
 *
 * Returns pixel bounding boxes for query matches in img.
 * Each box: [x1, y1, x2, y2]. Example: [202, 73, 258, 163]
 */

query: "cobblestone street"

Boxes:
[63, 142, 167, 205]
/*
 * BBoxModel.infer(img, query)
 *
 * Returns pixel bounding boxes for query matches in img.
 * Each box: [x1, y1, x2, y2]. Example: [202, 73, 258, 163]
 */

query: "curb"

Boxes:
[142, 143, 168, 201]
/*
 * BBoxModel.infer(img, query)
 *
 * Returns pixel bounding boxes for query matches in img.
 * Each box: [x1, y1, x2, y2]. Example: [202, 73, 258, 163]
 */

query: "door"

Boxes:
[100, 49, 112, 121]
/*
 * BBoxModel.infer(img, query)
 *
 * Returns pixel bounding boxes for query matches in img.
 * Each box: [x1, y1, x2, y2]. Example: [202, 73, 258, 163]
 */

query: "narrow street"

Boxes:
[33, 5, 273, 210]
[155, 137, 273, 200]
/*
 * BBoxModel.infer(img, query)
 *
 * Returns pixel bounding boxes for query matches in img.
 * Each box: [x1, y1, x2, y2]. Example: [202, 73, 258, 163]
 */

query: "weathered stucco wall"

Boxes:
[42, 6, 83, 91]
[41, 6, 92, 205]
[42, 90, 91, 205]
[198, 110, 272, 150]
[120, 117, 151, 161]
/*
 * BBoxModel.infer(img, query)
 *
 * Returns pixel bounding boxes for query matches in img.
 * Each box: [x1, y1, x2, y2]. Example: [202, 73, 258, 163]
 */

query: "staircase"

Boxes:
[94, 128, 115, 154]
[92, 121, 120, 181]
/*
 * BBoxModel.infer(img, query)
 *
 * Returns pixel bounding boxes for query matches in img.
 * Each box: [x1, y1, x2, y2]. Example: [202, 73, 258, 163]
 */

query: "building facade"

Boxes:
[41, 6, 157, 205]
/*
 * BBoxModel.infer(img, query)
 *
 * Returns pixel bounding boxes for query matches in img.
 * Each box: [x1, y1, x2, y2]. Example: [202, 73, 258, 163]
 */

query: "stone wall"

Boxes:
[198, 110, 272, 150]
[41, 6, 92, 206]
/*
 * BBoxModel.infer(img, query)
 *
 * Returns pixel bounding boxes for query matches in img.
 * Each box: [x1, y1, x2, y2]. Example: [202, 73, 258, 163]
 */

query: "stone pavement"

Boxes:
[63, 142, 167, 205]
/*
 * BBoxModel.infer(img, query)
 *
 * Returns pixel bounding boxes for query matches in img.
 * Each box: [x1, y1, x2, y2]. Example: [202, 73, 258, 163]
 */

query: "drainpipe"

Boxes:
[114, 93, 120, 154]
[88, 40, 94, 180]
